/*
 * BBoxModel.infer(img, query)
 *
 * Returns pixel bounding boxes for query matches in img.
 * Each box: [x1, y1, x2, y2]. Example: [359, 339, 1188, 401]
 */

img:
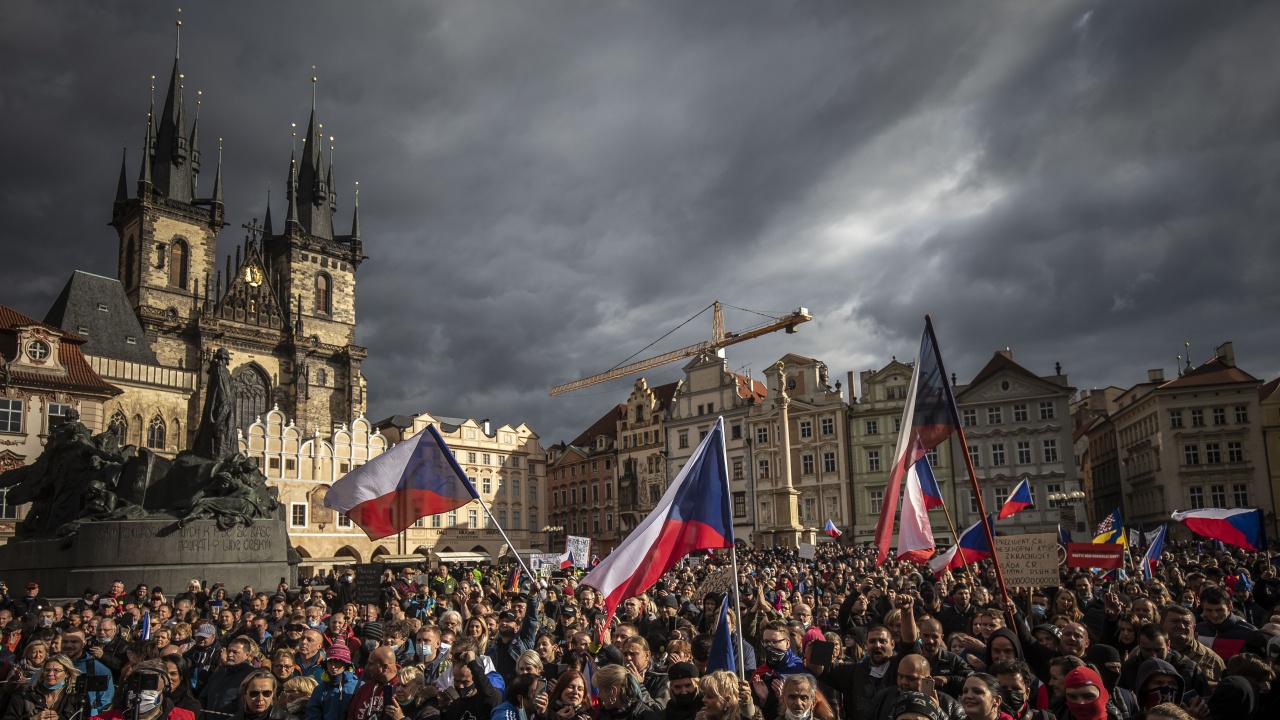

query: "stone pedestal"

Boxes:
[0, 519, 294, 596]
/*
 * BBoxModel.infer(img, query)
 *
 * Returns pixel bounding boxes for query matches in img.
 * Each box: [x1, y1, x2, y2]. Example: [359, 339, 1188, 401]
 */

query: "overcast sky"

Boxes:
[3, 1, 1279, 445]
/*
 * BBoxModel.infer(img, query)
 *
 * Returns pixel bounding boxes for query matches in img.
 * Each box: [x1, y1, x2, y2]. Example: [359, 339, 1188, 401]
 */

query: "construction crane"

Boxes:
[550, 301, 813, 396]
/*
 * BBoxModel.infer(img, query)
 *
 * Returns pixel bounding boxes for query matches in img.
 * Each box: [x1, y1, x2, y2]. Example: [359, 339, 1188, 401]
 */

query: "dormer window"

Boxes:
[126, 337, 137, 345]
[77, 327, 89, 336]
[97, 304, 108, 313]
[26, 340, 50, 361]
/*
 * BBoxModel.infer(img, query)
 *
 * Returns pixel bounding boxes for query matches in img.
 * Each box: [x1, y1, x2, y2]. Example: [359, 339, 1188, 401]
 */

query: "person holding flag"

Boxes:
[1093, 509, 1127, 547]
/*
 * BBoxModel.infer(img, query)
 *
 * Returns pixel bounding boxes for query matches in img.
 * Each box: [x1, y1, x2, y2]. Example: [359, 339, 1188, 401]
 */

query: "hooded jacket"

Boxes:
[305, 670, 359, 720]
[1133, 658, 1185, 714]
[1120, 651, 1205, 699]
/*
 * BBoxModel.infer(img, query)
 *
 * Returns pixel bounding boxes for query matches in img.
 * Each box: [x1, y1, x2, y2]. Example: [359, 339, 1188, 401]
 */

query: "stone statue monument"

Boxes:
[0, 348, 293, 594]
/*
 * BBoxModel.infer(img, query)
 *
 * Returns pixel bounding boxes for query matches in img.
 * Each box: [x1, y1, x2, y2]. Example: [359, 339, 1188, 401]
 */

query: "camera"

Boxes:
[73, 675, 111, 694]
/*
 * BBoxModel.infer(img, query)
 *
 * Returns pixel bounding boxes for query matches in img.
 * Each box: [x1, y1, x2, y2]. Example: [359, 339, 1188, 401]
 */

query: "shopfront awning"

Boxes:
[433, 551, 492, 563]
[296, 557, 360, 568]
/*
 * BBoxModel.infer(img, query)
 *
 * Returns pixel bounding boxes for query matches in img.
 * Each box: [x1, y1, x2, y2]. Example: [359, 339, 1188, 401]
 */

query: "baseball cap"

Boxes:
[497, 611, 517, 622]
[26, 582, 38, 590]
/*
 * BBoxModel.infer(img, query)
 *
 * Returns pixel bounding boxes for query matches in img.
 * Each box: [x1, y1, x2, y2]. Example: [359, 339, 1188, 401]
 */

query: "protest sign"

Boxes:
[566, 536, 591, 569]
[1066, 542, 1125, 569]
[993, 533, 1060, 586]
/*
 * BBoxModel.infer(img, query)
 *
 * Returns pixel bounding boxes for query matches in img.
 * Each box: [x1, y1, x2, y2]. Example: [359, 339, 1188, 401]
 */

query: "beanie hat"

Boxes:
[668, 662, 700, 681]
[892, 692, 944, 720]
[1208, 677, 1257, 718]
[326, 644, 351, 665]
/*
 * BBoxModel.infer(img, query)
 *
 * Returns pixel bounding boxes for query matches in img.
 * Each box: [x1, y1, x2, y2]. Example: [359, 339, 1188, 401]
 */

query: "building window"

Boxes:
[1205, 443, 1221, 464]
[926, 448, 939, 467]
[991, 443, 1006, 466]
[498, 510, 507, 526]
[1189, 487, 1205, 509]
[269, 457, 281, 470]
[482, 477, 491, 494]
[146, 416, 166, 450]
[821, 417, 834, 436]
[678, 431, 689, 449]
[894, 418, 902, 433]
[315, 273, 332, 315]
[733, 460, 743, 479]
[1212, 408, 1227, 426]
[605, 483, 612, 500]
[290, 503, 308, 528]
[592, 514, 599, 534]
[467, 452, 476, 464]
[26, 341, 49, 361]
[169, 239, 189, 289]
[867, 450, 881, 473]
[968, 444, 981, 467]
[530, 513, 539, 531]
[756, 426, 769, 444]
[757, 459, 770, 479]
[483, 453, 491, 465]
[431, 514, 441, 527]
[822, 451, 836, 473]
[0, 399, 23, 433]
[510, 456, 520, 468]
[962, 409, 977, 427]
[733, 492, 746, 518]
[1016, 441, 1032, 465]
[232, 365, 269, 435]
[1013, 404, 1028, 422]
[869, 490, 883, 514]
[513, 510, 521, 528]
[47, 403, 72, 430]
[995, 486, 1009, 508]
[513, 478, 521, 495]
[1169, 410, 1183, 428]
[801, 454, 814, 474]
[285, 458, 296, 471]
[649, 484, 661, 503]
[1183, 444, 1200, 465]
[1210, 484, 1226, 507]
[590, 484, 598, 502]
[1236, 406, 1250, 424]
[1228, 441, 1244, 463]
[987, 407, 1003, 425]
[731, 424, 742, 440]
[799, 420, 812, 439]
[467, 509, 477, 528]
[1191, 409, 1204, 427]
[1039, 402, 1055, 420]
[969, 491, 980, 514]
[447, 511, 457, 527]
[866, 420, 879, 435]
[804, 497, 816, 522]
[1042, 439, 1058, 463]
[529, 484, 537, 501]
[337, 514, 352, 528]
[1234, 484, 1249, 507]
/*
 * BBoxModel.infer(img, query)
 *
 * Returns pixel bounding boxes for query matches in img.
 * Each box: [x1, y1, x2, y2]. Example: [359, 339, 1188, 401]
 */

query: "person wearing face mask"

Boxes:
[989, 660, 1053, 720]
[443, 648, 500, 720]
[666, 662, 703, 720]
[2, 655, 78, 720]
[1133, 658, 1184, 720]
[752, 623, 810, 720]
[490, 673, 548, 720]
[303, 644, 357, 720]
[1082, 646, 1137, 720]
[99, 660, 196, 720]
[776, 674, 835, 720]
[1063, 667, 1121, 720]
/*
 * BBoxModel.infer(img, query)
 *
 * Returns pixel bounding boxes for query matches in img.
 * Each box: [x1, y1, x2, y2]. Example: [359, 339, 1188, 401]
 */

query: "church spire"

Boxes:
[350, 182, 361, 240]
[114, 147, 129, 207]
[262, 187, 274, 238]
[211, 137, 223, 206]
[137, 79, 155, 192]
[151, 12, 195, 203]
[295, 68, 334, 240]
[285, 152, 300, 232]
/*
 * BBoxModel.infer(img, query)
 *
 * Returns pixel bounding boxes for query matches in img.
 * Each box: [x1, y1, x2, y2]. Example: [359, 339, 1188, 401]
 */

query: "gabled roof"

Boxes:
[967, 351, 1043, 390]
[44, 271, 158, 364]
[571, 404, 625, 447]
[0, 304, 119, 395]
[1260, 377, 1280, 403]
[729, 371, 767, 402]
[1159, 355, 1259, 389]
[652, 381, 679, 410]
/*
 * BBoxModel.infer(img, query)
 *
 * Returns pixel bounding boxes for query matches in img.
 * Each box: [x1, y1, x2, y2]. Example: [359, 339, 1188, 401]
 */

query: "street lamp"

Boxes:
[541, 525, 563, 551]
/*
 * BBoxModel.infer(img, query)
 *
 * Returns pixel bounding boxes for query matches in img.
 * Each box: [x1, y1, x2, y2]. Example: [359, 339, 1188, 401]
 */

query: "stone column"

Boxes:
[773, 361, 803, 548]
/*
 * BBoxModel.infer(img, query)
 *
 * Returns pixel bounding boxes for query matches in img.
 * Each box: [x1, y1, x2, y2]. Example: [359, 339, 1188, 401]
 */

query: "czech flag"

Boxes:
[1094, 508, 1126, 547]
[1171, 508, 1265, 551]
[897, 457, 939, 564]
[706, 596, 737, 675]
[928, 514, 995, 572]
[824, 520, 842, 539]
[997, 478, 1034, 519]
[581, 417, 734, 620]
[324, 424, 479, 540]
[1142, 524, 1167, 580]
[1058, 524, 1073, 545]
[559, 551, 574, 570]
[875, 318, 960, 566]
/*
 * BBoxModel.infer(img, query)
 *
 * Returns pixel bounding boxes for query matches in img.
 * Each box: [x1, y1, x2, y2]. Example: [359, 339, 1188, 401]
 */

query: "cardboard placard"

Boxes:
[1066, 542, 1125, 569]
[566, 536, 591, 569]
[799, 543, 816, 560]
[530, 553, 562, 578]
[993, 533, 1060, 587]
[352, 564, 383, 605]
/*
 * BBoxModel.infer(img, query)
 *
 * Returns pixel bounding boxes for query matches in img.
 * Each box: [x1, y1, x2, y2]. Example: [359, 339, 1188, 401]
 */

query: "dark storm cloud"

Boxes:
[2, 1, 1277, 443]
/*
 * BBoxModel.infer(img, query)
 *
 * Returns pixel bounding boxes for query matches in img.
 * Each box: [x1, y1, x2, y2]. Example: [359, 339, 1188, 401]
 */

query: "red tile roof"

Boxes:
[729, 371, 767, 402]
[570, 403, 625, 447]
[0, 304, 119, 395]
[1261, 377, 1280, 402]
[1159, 356, 1259, 390]
[652, 381, 679, 411]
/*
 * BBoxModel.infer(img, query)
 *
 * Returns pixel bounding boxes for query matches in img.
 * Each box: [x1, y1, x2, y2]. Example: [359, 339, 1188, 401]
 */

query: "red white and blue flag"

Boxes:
[897, 456, 940, 564]
[998, 478, 1034, 519]
[324, 424, 479, 540]
[581, 417, 734, 619]
[875, 319, 960, 566]
[928, 515, 995, 572]
[1141, 524, 1168, 580]
[559, 551, 574, 570]
[1172, 508, 1265, 551]
[824, 520, 842, 539]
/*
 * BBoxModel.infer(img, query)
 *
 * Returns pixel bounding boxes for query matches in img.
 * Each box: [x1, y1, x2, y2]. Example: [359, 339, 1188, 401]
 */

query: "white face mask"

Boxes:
[784, 710, 811, 720]
[137, 690, 163, 715]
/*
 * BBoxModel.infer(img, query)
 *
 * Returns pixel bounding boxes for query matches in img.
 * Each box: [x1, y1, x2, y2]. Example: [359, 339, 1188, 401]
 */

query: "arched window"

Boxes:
[169, 239, 189, 289]
[232, 365, 270, 434]
[124, 238, 137, 288]
[109, 411, 128, 445]
[146, 416, 166, 450]
[315, 273, 331, 315]
[316, 368, 327, 386]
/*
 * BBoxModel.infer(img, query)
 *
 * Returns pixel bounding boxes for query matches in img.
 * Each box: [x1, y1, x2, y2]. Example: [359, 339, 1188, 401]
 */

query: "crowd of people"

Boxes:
[0, 539, 1276, 720]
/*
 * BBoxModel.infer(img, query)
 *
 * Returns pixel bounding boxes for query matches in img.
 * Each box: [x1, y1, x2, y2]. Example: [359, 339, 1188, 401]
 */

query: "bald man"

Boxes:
[1061, 623, 1090, 658]
[868, 654, 966, 720]
[349, 647, 399, 720]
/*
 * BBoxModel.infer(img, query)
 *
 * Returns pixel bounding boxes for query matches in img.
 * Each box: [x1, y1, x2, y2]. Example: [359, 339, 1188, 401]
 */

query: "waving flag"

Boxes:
[928, 515, 995, 572]
[998, 478, 1034, 519]
[824, 520, 842, 539]
[325, 424, 479, 540]
[559, 551, 574, 570]
[1142, 524, 1168, 579]
[875, 319, 960, 566]
[706, 596, 737, 674]
[1058, 524, 1073, 544]
[1094, 508, 1126, 547]
[139, 611, 152, 641]
[897, 457, 939, 564]
[582, 417, 734, 619]
[1172, 508, 1265, 551]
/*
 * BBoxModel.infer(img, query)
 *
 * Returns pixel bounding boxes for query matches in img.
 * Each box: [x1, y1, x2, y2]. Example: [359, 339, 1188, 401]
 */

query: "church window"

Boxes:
[232, 365, 270, 434]
[169, 239, 189, 289]
[315, 273, 332, 315]
[317, 369, 327, 386]
[108, 411, 127, 444]
[146, 416, 166, 449]
[125, 237, 137, 288]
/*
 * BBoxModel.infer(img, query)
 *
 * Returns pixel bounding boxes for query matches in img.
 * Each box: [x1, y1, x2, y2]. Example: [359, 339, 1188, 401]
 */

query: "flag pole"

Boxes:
[470, 492, 537, 583]
[721, 416, 746, 680]
[925, 315, 1013, 608]
[936, 493, 977, 582]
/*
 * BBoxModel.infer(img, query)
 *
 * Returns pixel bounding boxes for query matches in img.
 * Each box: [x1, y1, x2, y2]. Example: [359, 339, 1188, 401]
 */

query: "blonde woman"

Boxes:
[515, 650, 543, 677]
[276, 676, 317, 720]
[697, 670, 760, 720]
[463, 617, 490, 657]
[3, 654, 79, 720]
[593, 664, 662, 720]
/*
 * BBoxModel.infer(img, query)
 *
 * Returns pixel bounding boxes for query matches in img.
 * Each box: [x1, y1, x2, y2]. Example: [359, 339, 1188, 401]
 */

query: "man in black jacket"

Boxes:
[936, 584, 977, 636]
[915, 618, 971, 698]
[10, 582, 50, 617]
[200, 636, 259, 716]
[809, 624, 898, 720]
[87, 617, 130, 681]
[445, 647, 502, 720]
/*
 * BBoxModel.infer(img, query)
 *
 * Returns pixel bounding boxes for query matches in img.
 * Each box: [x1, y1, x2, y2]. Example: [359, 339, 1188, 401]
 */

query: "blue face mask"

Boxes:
[43, 679, 66, 691]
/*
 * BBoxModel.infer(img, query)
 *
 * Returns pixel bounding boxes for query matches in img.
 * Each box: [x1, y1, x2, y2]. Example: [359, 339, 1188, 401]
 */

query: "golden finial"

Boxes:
[175, 8, 182, 59]
[291, 122, 297, 153]
[311, 65, 318, 110]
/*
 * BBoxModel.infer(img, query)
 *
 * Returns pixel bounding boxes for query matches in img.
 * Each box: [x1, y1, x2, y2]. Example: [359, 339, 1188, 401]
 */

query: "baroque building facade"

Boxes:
[547, 405, 623, 555]
[615, 379, 677, 535]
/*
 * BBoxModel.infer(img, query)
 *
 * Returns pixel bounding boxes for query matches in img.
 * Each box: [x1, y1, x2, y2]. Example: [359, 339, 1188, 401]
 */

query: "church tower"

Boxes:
[110, 18, 224, 372]
[262, 74, 366, 435]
